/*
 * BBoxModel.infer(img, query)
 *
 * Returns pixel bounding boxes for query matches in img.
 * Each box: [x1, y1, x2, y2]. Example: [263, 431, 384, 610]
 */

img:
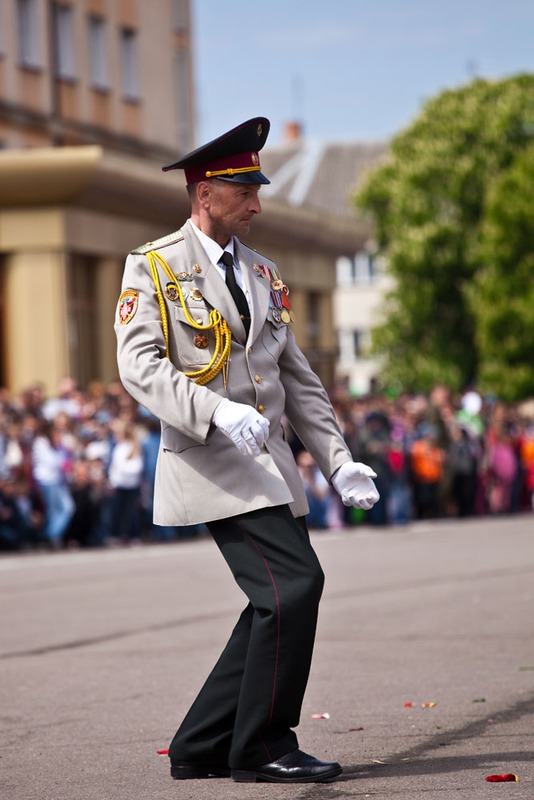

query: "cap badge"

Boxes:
[257, 124, 263, 137]
[251, 152, 259, 166]
[118, 289, 139, 325]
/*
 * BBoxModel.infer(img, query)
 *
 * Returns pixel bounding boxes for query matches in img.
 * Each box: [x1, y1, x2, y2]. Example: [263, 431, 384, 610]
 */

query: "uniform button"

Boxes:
[248, 346, 253, 354]
[195, 317, 203, 324]
[258, 404, 265, 414]
[254, 374, 262, 384]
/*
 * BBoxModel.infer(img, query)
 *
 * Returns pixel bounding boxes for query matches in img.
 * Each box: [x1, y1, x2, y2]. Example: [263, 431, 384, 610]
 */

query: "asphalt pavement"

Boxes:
[1, 514, 533, 799]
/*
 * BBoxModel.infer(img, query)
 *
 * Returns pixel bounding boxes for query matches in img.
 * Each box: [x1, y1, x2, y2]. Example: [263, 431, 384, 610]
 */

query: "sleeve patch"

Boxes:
[118, 289, 139, 325]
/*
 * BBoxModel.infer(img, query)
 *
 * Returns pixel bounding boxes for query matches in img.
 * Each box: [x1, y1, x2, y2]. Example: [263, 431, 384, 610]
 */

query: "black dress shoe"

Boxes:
[232, 749, 343, 783]
[170, 759, 231, 779]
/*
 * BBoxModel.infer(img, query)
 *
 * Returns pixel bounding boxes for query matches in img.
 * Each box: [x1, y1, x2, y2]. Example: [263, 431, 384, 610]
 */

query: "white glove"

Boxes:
[331, 461, 380, 510]
[212, 398, 270, 457]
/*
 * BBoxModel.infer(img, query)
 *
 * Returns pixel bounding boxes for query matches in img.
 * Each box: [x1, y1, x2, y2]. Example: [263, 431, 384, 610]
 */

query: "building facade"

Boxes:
[335, 248, 393, 396]
[0, 0, 195, 157]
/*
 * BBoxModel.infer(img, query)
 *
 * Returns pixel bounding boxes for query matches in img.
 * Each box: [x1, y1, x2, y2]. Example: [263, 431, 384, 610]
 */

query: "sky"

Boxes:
[192, 0, 534, 147]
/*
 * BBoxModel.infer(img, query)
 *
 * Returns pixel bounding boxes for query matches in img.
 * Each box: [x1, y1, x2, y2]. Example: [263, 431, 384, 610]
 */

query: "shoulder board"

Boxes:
[240, 241, 276, 269]
[130, 230, 185, 255]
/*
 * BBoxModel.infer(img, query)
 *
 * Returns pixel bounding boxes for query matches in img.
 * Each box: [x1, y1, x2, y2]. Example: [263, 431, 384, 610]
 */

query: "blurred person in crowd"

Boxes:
[334, 403, 362, 463]
[0, 477, 31, 549]
[484, 416, 518, 514]
[426, 384, 453, 450]
[31, 419, 74, 548]
[84, 421, 113, 469]
[107, 419, 144, 544]
[409, 424, 445, 520]
[457, 390, 484, 438]
[519, 424, 534, 511]
[359, 410, 392, 525]
[296, 450, 331, 529]
[386, 427, 412, 525]
[42, 376, 81, 421]
[64, 458, 105, 548]
[448, 423, 479, 517]
[52, 410, 80, 458]
[425, 384, 455, 514]
[86, 453, 113, 546]
[14, 382, 46, 414]
[0, 414, 25, 480]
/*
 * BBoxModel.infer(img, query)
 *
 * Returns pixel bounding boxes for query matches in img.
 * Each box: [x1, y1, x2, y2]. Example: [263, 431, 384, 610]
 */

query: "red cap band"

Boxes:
[184, 150, 261, 184]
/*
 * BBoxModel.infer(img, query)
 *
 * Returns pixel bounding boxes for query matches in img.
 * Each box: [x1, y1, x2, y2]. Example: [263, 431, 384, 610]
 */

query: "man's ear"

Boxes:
[197, 180, 211, 207]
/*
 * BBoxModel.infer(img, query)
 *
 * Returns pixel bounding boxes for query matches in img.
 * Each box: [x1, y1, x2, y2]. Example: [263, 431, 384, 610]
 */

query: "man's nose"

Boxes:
[250, 195, 262, 214]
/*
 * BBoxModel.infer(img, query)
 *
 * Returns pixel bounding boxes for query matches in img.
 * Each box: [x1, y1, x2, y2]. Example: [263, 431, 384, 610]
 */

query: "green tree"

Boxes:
[469, 142, 534, 401]
[356, 74, 534, 398]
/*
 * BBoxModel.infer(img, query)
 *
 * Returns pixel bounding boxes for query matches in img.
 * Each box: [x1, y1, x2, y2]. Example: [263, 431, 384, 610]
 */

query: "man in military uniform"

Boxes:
[115, 117, 379, 783]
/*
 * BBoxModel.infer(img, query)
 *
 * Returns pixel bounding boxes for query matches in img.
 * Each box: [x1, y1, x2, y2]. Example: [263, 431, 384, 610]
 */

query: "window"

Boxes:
[336, 251, 380, 286]
[336, 256, 353, 286]
[338, 329, 371, 361]
[306, 291, 321, 344]
[88, 15, 108, 90]
[352, 329, 369, 358]
[354, 252, 378, 283]
[52, 2, 76, 80]
[120, 27, 140, 100]
[17, 0, 40, 68]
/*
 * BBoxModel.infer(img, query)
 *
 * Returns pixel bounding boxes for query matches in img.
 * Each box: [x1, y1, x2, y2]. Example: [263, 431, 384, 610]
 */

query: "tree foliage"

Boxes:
[469, 142, 534, 401]
[355, 74, 534, 399]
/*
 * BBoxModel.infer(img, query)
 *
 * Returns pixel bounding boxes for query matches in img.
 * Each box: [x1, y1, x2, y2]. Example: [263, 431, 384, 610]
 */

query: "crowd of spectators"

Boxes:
[0, 377, 533, 551]
[294, 382, 534, 529]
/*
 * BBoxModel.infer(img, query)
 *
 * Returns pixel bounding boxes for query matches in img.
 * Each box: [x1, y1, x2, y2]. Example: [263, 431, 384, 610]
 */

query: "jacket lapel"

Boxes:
[180, 221, 247, 342]
[235, 241, 271, 344]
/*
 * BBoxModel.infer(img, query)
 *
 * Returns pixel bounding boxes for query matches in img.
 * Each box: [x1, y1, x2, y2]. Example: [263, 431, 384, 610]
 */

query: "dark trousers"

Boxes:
[168, 505, 325, 769]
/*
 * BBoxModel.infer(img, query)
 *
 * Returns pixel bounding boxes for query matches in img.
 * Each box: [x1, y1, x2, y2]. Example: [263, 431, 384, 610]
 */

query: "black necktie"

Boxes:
[220, 251, 251, 336]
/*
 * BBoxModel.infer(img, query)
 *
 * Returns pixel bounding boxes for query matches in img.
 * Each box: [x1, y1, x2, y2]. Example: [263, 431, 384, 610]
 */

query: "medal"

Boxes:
[272, 308, 281, 323]
[165, 283, 179, 301]
[193, 334, 208, 349]
[281, 310, 291, 324]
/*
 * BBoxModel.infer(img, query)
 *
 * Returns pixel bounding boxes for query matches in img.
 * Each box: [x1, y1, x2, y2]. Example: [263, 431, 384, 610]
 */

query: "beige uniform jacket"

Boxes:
[115, 219, 351, 526]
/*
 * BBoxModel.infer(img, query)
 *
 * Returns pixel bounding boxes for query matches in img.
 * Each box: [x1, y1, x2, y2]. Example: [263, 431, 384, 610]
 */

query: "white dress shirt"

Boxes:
[190, 220, 250, 302]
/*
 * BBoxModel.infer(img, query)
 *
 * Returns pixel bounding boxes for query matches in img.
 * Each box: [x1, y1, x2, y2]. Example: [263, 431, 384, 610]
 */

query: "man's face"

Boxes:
[202, 180, 262, 245]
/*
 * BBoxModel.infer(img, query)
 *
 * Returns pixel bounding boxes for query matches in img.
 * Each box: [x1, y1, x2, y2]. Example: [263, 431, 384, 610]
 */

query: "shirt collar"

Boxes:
[190, 220, 237, 269]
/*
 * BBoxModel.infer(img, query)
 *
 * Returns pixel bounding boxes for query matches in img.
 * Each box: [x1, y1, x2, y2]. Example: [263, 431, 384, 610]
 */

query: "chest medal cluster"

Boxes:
[254, 264, 294, 323]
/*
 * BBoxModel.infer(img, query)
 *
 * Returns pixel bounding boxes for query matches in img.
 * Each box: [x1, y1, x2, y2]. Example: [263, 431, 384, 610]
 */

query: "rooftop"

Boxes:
[261, 129, 388, 218]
